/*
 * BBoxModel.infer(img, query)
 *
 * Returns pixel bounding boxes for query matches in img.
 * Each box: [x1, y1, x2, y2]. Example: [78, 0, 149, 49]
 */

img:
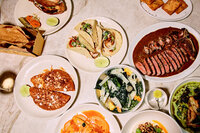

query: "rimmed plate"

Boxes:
[169, 77, 200, 132]
[14, 55, 78, 119]
[55, 103, 121, 133]
[122, 110, 182, 133]
[94, 64, 145, 115]
[139, 0, 192, 21]
[129, 22, 200, 82]
[14, 0, 72, 35]
[65, 17, 128, 73]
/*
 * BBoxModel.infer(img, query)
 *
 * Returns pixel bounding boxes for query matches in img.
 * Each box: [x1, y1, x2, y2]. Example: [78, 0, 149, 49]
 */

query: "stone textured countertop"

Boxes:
[1, 0, 200, 133]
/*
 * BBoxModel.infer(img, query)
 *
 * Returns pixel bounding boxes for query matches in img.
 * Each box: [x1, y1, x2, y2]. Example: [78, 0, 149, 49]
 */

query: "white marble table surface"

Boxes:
[1, 0, 200, 133]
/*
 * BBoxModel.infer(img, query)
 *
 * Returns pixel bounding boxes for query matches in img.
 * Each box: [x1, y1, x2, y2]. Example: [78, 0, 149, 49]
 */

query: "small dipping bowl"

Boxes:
[0, 71, 16, 93]
[145, 88, 168, 110]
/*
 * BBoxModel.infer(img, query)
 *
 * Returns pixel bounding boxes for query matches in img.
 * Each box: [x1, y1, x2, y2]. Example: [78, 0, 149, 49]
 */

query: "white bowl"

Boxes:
[145, 88, 168, 110]
[94, 64, 145, 115]
[122, 110, 182, 133]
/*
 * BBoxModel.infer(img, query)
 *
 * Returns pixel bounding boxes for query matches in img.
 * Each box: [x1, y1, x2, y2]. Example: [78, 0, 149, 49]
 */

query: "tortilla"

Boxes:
[74, 19, 98, 49]
[67, 35, 99, 58]
[0, 25, 29, 47]
[101, 28, 123, 56]
[96, 25, 103, 51]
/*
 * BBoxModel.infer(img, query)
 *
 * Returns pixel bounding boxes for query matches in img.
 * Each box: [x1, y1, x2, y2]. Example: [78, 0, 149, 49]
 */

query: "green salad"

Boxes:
[95, 67, 143, 113]
[171, 81, 200, 133]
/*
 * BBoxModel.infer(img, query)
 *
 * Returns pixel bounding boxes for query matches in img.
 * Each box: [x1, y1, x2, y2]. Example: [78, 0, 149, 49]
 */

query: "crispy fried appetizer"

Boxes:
[175, 0, 188, 14]
[162, 0, 182, 15]
[147, 0, 164, 11]
[141, 0, 155, 5]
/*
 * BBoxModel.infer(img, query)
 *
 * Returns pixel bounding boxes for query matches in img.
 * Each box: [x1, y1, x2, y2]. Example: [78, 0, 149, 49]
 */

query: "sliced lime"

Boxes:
[94, 56, 110, 68]
[153, 89, 162, 99]
[20, 85, 30, 97]
[46, 17, 59, 26]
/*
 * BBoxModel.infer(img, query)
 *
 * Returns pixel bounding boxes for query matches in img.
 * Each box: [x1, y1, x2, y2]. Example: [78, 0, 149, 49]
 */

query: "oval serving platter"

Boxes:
[129, 22, 200, 82]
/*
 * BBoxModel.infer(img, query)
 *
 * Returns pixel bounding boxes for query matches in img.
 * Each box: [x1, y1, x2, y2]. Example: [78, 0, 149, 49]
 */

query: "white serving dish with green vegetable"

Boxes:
[94, 65, 145, 114]
[169, 77, 200, 133]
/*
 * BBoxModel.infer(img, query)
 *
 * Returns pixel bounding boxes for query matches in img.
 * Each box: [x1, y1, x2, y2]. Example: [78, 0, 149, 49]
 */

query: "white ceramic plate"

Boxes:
[169, 77, 200, 133]
[65, 17, 128, 73]
[55, 103, 121, 133]
[14, 55, 78, 119]
[139, 0, 192, 21]
[129, 22, 200, 82]
[14, 0, 72, 35]
[94, 64, 145, 115]
[122, 110, 182, 133]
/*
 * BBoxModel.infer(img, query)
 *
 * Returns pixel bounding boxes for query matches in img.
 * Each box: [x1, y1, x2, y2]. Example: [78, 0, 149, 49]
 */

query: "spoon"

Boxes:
[156, 98, 161, 110]
[153, 89, 162, 110]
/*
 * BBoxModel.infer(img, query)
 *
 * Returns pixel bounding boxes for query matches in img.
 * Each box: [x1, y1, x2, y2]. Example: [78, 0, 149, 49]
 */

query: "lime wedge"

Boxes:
[153, 89, 162, 99]
[20, 85, 30, 97]
[46, 17, 59, 26]
[94, 56, 110, 68]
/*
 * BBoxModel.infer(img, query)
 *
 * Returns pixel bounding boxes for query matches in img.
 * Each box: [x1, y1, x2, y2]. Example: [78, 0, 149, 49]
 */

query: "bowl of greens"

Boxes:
[169, 77, 200, 133]
[94, 65, 145, 114]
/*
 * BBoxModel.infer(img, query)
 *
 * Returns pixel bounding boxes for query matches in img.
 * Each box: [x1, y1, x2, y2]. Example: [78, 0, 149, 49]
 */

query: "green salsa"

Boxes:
[170, 81, 200, 133]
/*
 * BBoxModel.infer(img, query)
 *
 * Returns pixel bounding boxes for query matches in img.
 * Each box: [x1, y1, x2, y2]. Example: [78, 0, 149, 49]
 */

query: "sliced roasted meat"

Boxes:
[180, 38, 196, 60]
[151, 56, 161, 76]
[135, 62, 147, 75]
[134, 27, 198, 77]
[175, 47, 186, 63]
[171, 47, 183, 65]
[149, 41, 162, 52]
[158, 37, 165, 47]
[161, 52, 174, 72]
[165, 49, 181, 68]
[169, 31, 179, 42]
[144, 46, 152, 55]
[180, 47, 189, 62]
[158, 54, 170, 73]
[164, 35, 173, 44]
[178, 28, 189, 39]
[147, 57, 156, 76]
[164, 51, 178, 71]
[154, 55, 165, 75]
[143, 58, 152, 76]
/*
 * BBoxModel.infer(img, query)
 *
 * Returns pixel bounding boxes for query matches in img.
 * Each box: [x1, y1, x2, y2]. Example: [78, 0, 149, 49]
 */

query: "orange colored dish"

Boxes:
[61, 110, 110, 133]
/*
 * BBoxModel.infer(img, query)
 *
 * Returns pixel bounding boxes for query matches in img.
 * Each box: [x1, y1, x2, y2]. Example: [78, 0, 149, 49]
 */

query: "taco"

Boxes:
[99, 27, 122, 56]
[96, 25, 103, 51]
[74, 19, 99, 49]
[67, 35, 99, 59]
